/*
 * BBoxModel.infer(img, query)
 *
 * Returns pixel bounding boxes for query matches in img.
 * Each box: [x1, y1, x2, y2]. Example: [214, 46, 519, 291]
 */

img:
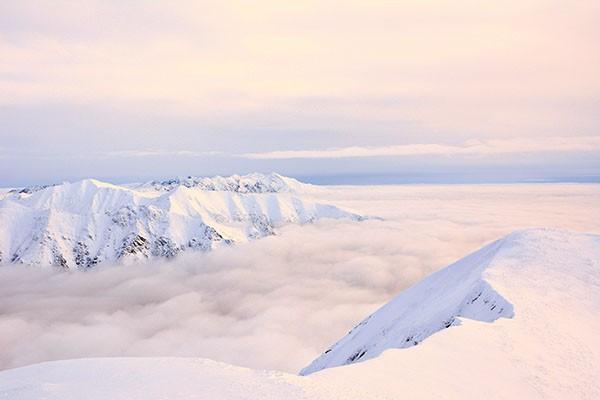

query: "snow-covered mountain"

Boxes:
[0, 173, 361, 269]
[301, 228, 600, 375]
[135, 172, 309, 193]
[1, 229, 599, 399]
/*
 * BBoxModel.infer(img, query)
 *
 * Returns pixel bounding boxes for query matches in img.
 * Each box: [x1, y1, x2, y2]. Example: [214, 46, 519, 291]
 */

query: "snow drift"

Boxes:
[0, 173, 361, 269]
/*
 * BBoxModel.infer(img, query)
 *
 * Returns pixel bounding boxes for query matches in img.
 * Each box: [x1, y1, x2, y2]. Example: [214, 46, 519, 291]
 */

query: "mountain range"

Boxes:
[0, 173, 361, 269]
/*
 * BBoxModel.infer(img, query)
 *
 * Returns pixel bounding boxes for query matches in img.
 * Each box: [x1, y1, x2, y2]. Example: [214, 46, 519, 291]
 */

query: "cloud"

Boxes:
[40, 136, 600, 161]
[241, 136, 600, 159]
[95, 136, 600, 162]
[103, 149, 223, 158]
[0, 184, 598, 373]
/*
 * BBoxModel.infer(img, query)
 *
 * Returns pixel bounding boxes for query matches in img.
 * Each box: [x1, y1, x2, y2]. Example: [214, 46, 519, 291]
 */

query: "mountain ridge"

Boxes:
[0, 173, 361, 269]
[301, 228, 598, 375]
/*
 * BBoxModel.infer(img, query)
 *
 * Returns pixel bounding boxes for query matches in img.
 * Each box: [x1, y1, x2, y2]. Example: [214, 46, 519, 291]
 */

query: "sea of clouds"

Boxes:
[1, 184, 599, 373]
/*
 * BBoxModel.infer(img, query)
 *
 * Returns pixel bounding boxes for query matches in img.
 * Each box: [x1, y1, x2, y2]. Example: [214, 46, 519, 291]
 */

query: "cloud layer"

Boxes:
[241, 137, 600, 159]
[1, 184, 599, 373]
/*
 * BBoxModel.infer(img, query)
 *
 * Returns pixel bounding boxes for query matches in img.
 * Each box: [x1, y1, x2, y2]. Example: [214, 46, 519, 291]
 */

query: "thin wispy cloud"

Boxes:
[242, 136, 600, 159]
[104, 149, 223, 158]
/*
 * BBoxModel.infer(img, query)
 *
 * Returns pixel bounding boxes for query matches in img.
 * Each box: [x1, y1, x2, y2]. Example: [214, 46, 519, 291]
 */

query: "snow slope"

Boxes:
[0, 174, 360, 269]
[307, 229, 600, 399]
[300, 230, 516, 374]
[0, 357, 364, 400]
[1, 229, 598, 399]
[301, 230, 600, 382]
[301, 228, 600, 375]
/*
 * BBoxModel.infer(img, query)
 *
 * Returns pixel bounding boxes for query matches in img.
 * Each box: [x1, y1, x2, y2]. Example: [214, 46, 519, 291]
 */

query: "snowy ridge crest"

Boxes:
[139, 172, 308, 193]
[301, 234, 518, 375]
[0, 174, 361, 269]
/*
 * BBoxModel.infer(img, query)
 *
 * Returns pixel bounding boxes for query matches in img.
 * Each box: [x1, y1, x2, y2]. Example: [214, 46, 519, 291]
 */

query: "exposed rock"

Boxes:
[110, 206, 138, 227]
[118, 234, 150, 259]
[248, 214, 275, 238]
[152, 236, 180, 258]
[146, 173, 300, 193]
[73, 241, 99, 269]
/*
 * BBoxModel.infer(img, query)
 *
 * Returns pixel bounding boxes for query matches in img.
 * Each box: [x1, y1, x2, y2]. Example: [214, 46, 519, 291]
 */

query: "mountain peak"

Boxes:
[140, 172, 308, 193]
[70, 178, 117, 188]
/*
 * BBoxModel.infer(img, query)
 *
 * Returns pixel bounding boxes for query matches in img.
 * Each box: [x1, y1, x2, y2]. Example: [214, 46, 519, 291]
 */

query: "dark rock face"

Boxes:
[347, 349, 367, 363]
[8, 184, 58, 196]
[52, 250, 68, 269]
[205, 226, 223, 240]
[187, 224, 229, 251]
[118, 234, 150, 259]
[147, 173, 291, 193]
[248, 214, 275, 238]
[152, 236, 180, 258]
[73, 241, 99, 269]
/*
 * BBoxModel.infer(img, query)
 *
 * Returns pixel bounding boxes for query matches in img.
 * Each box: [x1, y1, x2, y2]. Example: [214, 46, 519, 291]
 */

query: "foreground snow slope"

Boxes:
[309, 229, 600, 399]
[0, 173, 360, 269]
[0, 357, 368, 400]
[303, 228, 600, 376]
[301, 228, 516, 374]
[1, 229, 598, 399]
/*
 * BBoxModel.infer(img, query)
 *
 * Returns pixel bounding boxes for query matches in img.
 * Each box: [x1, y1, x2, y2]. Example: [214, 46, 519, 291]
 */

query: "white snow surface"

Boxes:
[134, 172, 312, 193]
[302, 228, 600, 377]
[300, 229, 517, 374]
[0, 173, 359, 268]
[1, 228, 599, 399]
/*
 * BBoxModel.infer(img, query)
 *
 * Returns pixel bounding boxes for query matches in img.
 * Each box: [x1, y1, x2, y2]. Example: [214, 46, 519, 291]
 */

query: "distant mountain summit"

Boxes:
[0, 173, 361, 269]
[138, 172, 308, 193]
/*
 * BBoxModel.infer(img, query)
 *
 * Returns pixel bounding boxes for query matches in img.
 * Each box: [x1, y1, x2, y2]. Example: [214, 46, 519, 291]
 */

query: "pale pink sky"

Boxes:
[1, 1, 599, 184]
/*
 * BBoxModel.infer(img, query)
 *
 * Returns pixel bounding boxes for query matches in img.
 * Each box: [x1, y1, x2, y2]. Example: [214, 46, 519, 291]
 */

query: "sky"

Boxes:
[1, 184, 599, 372]
[1, 0, 599, 185]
